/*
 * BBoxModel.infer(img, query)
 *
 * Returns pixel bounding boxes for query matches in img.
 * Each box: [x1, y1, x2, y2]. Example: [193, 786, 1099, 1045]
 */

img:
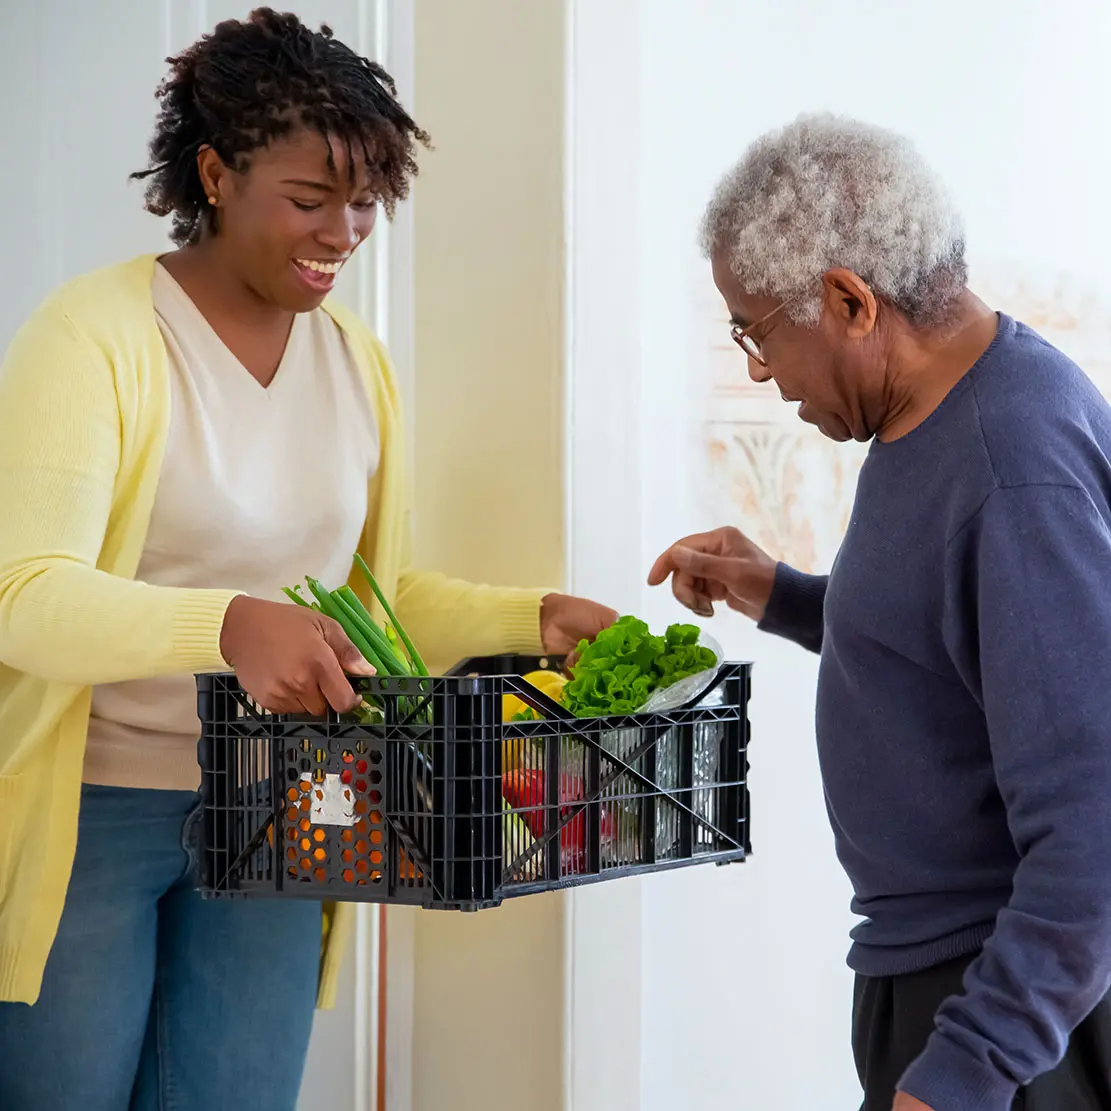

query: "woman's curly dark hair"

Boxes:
[132, 7, 431, 246]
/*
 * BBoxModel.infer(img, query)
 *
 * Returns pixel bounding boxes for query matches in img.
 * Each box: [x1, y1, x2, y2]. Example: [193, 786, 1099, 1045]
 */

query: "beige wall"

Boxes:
[410, 0, 565, 592]
[407, 2, 567, 1109]
[410, 900, 565, 1111]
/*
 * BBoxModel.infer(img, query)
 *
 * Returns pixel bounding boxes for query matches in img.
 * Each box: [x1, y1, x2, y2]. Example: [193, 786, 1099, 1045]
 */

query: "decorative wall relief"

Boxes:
[696, 283, 866, 573]
[696, 260, 1111, 575]
[703, 416, 865, 574]
[969, 258, 1111, 396]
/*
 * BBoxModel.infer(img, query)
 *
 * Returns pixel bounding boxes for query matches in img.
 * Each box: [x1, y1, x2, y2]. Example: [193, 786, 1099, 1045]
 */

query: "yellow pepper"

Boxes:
[502, 669, 566, 721]
[502, 669, 567, 770]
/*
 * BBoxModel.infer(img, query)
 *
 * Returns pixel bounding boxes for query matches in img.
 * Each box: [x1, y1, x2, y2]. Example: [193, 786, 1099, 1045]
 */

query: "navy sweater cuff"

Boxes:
[899, 1034, 1019, 1111]
[757, 563, 826, 650]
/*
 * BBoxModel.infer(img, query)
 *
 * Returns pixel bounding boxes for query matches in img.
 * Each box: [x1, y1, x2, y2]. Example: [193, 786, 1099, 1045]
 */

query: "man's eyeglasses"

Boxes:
[728, 296, 797, 367]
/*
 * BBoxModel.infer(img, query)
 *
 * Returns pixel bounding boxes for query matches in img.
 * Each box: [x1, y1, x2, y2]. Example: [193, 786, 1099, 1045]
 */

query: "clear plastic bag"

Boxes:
[634, 631, 725, 713]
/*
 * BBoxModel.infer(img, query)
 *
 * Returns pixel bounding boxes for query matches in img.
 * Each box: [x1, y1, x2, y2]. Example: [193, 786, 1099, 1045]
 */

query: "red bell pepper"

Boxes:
[501, 767, 617, 874]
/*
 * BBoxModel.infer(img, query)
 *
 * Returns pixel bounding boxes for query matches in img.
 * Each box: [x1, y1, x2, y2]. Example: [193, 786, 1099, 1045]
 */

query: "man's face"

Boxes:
[710, 250, 879, 443]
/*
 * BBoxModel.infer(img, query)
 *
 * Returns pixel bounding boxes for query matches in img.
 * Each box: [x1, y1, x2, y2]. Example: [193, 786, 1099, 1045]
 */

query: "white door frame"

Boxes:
[562, 4, 647, 1111]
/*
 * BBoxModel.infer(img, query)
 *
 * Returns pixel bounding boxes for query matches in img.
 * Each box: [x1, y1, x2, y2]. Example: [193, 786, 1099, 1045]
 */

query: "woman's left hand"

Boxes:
[539, 593, 618, 656]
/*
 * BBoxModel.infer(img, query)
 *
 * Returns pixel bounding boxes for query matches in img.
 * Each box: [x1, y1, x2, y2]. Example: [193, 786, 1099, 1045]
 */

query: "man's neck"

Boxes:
[877, 292, 999, 442]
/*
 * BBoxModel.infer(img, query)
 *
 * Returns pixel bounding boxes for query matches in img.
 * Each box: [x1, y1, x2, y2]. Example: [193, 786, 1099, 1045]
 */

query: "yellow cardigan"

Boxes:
[0, 254, 548, 1007]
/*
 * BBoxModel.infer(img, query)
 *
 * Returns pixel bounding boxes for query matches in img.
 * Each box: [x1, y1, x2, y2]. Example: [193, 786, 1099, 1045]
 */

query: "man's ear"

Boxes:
[821, 268, 878, 338]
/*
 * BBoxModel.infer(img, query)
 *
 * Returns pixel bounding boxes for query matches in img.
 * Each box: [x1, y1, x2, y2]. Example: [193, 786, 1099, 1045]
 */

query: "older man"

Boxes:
[651, 115, 1111, 1111]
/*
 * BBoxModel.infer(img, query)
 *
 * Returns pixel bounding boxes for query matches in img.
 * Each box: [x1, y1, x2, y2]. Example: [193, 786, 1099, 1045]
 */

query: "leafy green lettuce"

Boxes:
[562, 616, 717, 717]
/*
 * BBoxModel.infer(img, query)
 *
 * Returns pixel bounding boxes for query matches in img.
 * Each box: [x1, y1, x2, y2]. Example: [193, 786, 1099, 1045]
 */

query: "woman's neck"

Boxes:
[158, 242, 296, 387]
[159, 240, 293, 338]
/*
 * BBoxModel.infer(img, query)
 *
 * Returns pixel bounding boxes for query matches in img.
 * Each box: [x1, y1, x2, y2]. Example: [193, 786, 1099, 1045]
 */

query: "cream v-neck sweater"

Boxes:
[84, 265, 381, 790]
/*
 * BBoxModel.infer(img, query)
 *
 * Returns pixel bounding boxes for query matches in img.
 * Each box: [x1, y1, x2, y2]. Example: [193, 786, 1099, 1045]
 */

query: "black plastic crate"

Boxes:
[195, 655, 751, 909]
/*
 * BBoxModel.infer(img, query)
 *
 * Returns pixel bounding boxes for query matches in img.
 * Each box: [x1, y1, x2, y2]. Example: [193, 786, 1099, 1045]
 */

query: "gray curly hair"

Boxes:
[701, 114, 968, 328]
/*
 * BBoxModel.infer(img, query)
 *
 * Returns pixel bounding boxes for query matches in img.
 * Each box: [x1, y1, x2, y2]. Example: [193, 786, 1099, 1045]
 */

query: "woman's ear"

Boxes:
[195, 144, 230, 207]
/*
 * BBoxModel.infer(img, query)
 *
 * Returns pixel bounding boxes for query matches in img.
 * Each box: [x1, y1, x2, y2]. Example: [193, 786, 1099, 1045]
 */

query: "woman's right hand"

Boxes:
[219, 595, 375, 715]
[648, 526, 778, 623]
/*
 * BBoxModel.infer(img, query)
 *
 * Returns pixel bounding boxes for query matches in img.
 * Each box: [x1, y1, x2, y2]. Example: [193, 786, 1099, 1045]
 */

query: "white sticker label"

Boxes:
[300, 774, 356, 827]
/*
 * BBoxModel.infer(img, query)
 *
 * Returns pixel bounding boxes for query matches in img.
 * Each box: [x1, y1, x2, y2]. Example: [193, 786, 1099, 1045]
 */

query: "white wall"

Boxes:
[0, 0, 169, 348]
[561, 6, 646, 1110]
[565, 2, 1111, 1110]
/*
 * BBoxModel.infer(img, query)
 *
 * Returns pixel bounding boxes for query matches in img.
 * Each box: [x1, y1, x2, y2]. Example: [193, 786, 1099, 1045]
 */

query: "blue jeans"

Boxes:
[0, 784, 322, 1110]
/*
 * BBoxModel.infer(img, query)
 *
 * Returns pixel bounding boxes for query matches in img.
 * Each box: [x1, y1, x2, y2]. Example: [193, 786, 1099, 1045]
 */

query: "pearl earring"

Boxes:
[207, 195, 217, 205]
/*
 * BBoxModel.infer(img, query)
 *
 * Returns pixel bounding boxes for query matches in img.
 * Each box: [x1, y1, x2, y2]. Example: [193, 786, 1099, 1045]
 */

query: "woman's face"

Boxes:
[198, 128, 379, 312]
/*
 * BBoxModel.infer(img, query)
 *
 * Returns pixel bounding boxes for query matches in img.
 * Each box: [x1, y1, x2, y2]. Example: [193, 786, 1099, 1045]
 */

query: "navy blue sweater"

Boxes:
[762, 314, 1111, 1110]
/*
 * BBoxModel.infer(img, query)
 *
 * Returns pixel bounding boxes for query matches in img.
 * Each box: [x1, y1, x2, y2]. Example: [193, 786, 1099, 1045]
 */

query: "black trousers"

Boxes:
[853, 954, 1111, 1110]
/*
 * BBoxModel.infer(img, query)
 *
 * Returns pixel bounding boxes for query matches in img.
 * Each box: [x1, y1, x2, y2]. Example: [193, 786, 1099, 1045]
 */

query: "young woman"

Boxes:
[0, 9, 615, 1109]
